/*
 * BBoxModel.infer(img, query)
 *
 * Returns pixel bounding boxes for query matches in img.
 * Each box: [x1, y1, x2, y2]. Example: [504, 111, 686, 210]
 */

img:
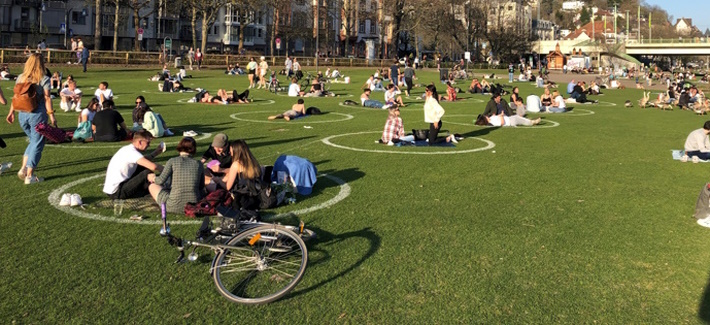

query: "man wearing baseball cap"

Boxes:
[201, 133, 232, 176]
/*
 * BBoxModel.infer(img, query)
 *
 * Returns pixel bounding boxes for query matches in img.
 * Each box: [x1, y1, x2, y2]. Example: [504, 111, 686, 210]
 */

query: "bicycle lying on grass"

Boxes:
[159, 204, 314, 304]
[299, 72, 331, 92]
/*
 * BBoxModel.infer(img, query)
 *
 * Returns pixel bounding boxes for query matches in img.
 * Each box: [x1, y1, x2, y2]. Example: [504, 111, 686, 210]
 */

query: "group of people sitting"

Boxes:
[102, 132, 265, 216]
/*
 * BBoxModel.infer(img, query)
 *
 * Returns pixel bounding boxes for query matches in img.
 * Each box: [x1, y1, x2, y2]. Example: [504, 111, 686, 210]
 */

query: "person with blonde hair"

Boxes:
[5, 53, 56, 184]
[257, 56, 269, 89]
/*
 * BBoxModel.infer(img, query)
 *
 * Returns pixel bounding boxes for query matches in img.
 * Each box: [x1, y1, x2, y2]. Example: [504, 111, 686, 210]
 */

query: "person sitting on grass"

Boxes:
[201, 133, 232, 178]
[548, 90, 567, 113]
[475, 112, 541, 127]
[288, 78, 303, 97]
[209, 139, 261, 194]
[94, 81, 113, 107]
[682, 121, 710, 163]
[361, 89, 386, 109]
[441, 82, 457, 101]
[384, 84, 405, 107]
[147, 136, 205, 214]
[73, 98, 99, 142]
[268, 99, 306, 121]
[50, 71, 62, 93]
[469, 78, 483, 94]
[62, 74, 75, 88]
[380, 107, 415, 146]
[59, 79, 82, 112]
[92, 99, 131, 142]
[510, 86, 523, 104]
[103, 130, 165, 200]
[540, 87, 553, 109]
[482, 92, 512, 117]
[135, 103, 173, 137]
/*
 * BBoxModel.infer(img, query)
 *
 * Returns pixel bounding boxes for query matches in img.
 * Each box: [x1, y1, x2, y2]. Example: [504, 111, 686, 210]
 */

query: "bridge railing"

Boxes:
[630, 37, 710, 45]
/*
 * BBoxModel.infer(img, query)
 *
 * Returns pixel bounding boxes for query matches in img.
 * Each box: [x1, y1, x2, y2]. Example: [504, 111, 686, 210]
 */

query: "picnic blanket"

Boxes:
[671, 149, 710, 162]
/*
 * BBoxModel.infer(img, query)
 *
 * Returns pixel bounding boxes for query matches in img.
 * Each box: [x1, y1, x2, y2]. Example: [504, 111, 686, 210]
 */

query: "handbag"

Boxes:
[412, 129, 429, 141]
[72, 121, 92, 141]
[35, 122, 70, 144]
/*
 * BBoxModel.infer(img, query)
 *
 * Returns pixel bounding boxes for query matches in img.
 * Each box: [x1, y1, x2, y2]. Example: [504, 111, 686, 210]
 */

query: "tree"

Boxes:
[187, 0, 228, 53]
[95, 0, 102, 50]
[126, 0, 156, 51]
[580, 7, 591, 26]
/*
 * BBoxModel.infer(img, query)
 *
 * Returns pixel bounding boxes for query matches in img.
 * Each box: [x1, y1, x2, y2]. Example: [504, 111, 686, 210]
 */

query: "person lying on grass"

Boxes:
[475, 112, 541, 127]
[384, 84, 405, 107]
[380, 107, 415, 146]
[268, 99, 306, 121]
[103, 130, 165, 200]
[361, 89, 386, 109]
[196, 89, 250, 104]
[147, 136, 205, 214]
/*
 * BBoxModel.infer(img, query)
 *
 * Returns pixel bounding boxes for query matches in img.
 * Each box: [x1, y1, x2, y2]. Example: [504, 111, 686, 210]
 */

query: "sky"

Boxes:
[643, 0, 710, 32]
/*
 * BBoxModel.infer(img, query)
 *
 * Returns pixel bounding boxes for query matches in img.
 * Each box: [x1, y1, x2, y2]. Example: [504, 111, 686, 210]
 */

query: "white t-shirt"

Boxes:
[103, 145, 145, 195]
[488, 115, 510, 127]
[61, 87, 82, 100]
[384, 89, 396, 103]
[293, 62, 301, 71]
[80, 108, 96, 123]
[288, 83, 301, 97]
[94, 88, 113, 102]
[554, 95, 566, 109]
[526, 95, 541, 113]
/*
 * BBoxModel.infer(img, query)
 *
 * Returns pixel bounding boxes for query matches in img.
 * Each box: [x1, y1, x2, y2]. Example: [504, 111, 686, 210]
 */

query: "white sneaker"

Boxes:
[70, 194, 83, 207]
[382, 104, 391, 109]
[183, 130, 198, 137]
[449, 135, 458, 144]
[0, 162, 11, 174]
[24, 175, 43, 185]
[59, 193, 72, 206]
[387, 141, 394, 146]
[698, 218, 710, 228]
[681, 155, 689, 162]
[693, 156, 700, 163]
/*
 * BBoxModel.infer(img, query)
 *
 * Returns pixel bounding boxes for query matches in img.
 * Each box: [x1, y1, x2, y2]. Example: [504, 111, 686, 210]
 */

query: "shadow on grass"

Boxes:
[40, 155, 113, 171]
[460, 126, 501, 138]
[698, 274, 710, 321]
[297, 167, 364, 199]
[249, 136, 318, 149]
[169, 122, 235, 134]
[282, 226, 381, 301]
[1, 131, 29, 140]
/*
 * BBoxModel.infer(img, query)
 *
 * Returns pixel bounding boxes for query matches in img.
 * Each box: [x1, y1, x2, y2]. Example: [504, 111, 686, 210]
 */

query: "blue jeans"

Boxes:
[548, 107, 566, 113]
[687, 151, 710, 160]
[18, 107, 48, 168]
[509, 73, 514, 82]
[363, 99, 383, 108]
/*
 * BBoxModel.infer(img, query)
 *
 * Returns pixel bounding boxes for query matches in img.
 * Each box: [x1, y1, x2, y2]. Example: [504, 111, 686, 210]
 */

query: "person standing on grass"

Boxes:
[390, 60, 400, 89]
[147, 137, 204, 214]
[187, 47, 194, 70]
[194, 48, 203, 70]
[80, 46, 89, 72]
[257, 56, 269, 89]
[246, 57, 258, 89]
[683, 121, 710, 162]
[0, 86, 10, 175]
[103, 130, 165, 200]
[403, 63, 415, 97]
[5, 53, 56, 184]
[76, 37, 84, 64]
[423, 84, 457, 145]
[285, 56, 293, 78]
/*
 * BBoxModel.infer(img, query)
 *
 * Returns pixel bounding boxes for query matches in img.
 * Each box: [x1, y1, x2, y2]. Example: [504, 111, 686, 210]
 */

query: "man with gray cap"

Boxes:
[201, 133, 232, 176]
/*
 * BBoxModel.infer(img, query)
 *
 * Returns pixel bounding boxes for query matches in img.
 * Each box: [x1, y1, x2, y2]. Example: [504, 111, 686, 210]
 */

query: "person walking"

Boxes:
[80, 46, 89, 72]
[187, 47, 194, 70]
[5, 53, 56, 184]
[194, 48, 203, 70]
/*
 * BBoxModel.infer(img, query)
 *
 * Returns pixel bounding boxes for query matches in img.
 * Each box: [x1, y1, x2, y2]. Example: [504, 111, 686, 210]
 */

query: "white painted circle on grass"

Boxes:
[337, 102, 387, 110]
[230, 111, 354, 124]
[464, 119, 560, 128]
[47, 133, 212, 149]
[275, 92, 354, 98]
[176, 97, 275, 105]
[321, 131, 495, 155]
[48, 173, 351, 225]
[595, 100, 617, 106]
[558, 108, 595, 116]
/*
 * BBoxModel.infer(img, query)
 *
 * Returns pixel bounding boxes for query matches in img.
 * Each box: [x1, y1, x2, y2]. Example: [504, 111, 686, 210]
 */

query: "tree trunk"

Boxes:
[191, 6, 197, 49]
[112, 0, 119, 52]
[238, 17, 245, 54]
[134, 7, 140, 51]
[269, 8, 276, 56]
[94, 0, 102, 50]
[201, 11, 208, 53]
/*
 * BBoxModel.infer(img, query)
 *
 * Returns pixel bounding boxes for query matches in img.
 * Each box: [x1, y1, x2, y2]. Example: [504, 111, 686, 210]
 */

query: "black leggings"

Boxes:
[428, 121, 447, 145]
[232, 89, 250, 101]
[405, 77, 413, 93]
[109, 166, 151, 200]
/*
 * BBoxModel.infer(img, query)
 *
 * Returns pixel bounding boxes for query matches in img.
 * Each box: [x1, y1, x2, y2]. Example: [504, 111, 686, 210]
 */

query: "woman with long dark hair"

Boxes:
[423, 84, 457, 145]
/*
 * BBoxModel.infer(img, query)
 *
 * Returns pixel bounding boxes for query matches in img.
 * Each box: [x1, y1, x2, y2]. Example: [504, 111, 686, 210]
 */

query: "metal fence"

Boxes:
[1, 49, 491, 70]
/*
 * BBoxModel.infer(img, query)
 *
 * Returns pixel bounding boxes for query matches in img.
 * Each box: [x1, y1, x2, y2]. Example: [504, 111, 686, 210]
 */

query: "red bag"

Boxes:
[184, 189, 233, 218]
[35, 122, 70, 144]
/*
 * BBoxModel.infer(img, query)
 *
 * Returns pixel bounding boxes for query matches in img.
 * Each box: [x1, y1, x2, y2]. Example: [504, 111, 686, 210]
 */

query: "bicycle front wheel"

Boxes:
[212, 225, 307, 304]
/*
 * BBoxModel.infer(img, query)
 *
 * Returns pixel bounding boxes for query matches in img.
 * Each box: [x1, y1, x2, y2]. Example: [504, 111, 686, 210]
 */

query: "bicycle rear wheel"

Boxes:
[212, 225, 307, 304]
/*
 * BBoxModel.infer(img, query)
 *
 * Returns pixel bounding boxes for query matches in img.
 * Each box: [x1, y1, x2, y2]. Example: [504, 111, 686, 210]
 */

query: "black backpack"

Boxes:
[232, 179, 278, 210]
[306, 106, 322, 115]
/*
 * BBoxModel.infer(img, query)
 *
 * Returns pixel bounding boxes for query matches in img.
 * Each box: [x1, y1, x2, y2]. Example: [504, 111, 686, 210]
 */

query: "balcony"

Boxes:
[15, 0, 40, 5]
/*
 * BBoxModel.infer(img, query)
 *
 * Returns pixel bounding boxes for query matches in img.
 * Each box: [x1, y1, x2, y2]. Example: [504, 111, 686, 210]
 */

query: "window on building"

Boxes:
[508, 5, 513, 10]
[359, 22, 365, 33]
[72, 11, 86, 25]
[371, 24, 377, 35]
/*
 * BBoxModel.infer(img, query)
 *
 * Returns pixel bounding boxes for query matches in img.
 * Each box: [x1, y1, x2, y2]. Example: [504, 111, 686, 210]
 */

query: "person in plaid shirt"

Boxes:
[381, 107, 414, 146]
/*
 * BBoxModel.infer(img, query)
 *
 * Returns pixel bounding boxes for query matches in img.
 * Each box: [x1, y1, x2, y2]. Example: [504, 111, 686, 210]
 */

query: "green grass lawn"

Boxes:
[2, 64, 710, 323]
